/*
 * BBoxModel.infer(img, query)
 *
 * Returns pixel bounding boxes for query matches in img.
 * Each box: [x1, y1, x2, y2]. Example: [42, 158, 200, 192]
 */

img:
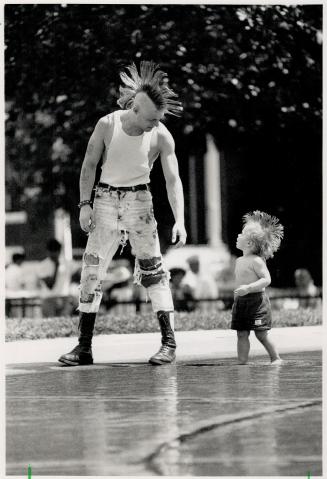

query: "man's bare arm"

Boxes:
[159, 126, 187, 247]
[79, 117, 106, 233]
[80, 118, 106, 202]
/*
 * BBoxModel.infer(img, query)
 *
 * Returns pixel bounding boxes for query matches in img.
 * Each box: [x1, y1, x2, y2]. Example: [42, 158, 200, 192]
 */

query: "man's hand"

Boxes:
[171, 222, 187, 248]
[234, 285, 250, 296]
[79, 205, 96, 233]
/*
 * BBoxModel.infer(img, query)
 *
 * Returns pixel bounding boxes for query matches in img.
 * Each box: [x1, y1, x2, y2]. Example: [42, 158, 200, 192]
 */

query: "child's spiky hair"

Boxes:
[243, 210, 284, 259]
[117, 61, 183, 116]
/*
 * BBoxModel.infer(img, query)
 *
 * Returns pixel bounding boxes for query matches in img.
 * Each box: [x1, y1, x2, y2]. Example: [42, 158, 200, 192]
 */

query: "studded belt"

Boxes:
[97, 182, 150, 192]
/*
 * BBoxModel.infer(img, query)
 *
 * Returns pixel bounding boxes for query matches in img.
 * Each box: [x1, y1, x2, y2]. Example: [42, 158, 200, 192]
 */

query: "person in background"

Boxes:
[231, 211, 284, 365]
[169, 267, 195, 312]
[5, 252, 26, 292]
[102, 264, 134, 311]
[37, 238, 73, 316]
[182, 255, 217, 300]
[294, 268, 320, 308]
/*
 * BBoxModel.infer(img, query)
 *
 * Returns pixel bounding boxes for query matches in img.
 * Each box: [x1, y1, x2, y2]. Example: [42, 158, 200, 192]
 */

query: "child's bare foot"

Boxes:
[271, 358, 283, 365]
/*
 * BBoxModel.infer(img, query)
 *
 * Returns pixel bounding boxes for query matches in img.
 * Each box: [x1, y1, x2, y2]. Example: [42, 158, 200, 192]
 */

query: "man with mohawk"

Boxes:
[59, 61, 187, 366]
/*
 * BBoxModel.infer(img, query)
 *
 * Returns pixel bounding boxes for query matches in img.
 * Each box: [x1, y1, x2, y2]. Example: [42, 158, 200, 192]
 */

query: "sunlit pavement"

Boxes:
[6, 326, 322, 476]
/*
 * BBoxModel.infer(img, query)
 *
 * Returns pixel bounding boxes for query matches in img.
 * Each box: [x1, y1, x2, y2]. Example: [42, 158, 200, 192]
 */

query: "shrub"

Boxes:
[5, 306, 322, 342]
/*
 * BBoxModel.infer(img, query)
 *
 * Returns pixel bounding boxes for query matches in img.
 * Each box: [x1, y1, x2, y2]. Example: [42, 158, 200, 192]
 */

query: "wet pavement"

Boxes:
[6, 350, 322, 476]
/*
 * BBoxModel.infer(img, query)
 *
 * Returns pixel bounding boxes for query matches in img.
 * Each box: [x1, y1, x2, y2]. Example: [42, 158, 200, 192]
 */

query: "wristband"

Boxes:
[78, 200, 92, 209]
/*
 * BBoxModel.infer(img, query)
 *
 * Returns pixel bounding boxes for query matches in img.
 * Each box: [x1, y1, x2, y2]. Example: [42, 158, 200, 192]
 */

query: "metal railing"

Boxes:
[5, 292, 322, 318]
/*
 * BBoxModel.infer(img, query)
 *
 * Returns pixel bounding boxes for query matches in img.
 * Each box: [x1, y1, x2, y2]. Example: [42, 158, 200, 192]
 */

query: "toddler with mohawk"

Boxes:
[232, 211, 284, 365]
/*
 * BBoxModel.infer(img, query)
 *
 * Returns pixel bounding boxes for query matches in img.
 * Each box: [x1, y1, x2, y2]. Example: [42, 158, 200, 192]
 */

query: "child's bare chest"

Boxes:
[235, 258, 259, 284]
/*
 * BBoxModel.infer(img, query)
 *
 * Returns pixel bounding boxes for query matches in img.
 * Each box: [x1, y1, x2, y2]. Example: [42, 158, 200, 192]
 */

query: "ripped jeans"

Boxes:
[79, 185, 174, 314]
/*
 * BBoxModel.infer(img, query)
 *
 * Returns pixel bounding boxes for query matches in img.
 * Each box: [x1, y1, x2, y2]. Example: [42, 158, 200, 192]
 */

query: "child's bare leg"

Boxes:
[237, 330, 250, 364]
[255, 330, 282, 363]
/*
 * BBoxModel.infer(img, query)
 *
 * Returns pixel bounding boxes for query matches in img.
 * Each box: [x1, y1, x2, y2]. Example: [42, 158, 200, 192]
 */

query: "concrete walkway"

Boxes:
[6, 326, 323, 476]
[5, 325, 322, 366]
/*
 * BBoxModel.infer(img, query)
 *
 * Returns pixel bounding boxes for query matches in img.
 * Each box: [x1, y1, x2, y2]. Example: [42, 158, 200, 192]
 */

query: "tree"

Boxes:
[5, 4, 322, 282]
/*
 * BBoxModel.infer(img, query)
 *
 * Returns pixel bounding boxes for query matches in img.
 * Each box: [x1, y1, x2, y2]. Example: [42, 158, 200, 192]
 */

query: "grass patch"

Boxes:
[5, 306, 322, 342]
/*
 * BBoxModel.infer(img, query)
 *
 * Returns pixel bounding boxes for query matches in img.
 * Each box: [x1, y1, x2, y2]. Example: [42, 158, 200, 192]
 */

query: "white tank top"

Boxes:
[100, 110, 154, 186]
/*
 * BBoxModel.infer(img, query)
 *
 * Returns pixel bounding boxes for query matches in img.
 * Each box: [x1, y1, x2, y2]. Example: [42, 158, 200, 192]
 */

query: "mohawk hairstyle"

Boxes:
[117, 61, 183, 116]
[243, 210, 284, 260]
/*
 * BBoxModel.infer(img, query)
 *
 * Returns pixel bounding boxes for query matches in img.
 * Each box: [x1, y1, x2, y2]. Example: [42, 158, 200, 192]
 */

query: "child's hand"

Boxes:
[234, 285, 250, 296]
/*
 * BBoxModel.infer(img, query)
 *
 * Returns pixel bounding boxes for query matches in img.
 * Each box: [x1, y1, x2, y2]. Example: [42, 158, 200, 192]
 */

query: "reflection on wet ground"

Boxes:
[6, 351, 321, 476]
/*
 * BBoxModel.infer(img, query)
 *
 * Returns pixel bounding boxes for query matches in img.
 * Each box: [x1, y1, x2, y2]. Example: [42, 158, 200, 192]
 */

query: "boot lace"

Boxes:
[158, 344, 174, 354]
[70, 345, 81, 354]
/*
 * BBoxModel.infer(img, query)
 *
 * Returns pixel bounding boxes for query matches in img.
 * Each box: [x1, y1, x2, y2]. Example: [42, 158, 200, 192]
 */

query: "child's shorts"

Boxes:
[231, 292, 272, 331]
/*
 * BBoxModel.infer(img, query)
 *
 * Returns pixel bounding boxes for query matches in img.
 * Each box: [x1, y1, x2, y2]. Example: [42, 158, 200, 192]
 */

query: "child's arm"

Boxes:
[234, 257, 271, 296]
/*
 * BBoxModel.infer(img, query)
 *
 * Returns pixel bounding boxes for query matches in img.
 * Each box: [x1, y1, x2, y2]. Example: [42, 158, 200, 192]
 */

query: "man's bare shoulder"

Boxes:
[157, 122, 174, 148]
[157, 121, 172, 136]
[97, 112, 115, 127]
[94, 113, 115, 143]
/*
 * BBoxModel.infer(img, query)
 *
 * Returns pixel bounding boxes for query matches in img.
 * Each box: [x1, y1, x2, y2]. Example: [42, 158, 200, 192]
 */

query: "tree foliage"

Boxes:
[5, 4, 322, 284]
[5, 4, 321, 211]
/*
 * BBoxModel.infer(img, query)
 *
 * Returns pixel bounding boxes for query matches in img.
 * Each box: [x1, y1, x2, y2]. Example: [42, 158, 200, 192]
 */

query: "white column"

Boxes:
[188, 155, 198, 244]
[204, 134, 222, 247]
[54, 208, 73, 261]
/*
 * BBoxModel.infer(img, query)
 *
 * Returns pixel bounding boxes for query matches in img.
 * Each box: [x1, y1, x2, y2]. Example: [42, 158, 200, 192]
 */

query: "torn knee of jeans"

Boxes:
[80, 292, 95, 303]
[86, 274, 98, 282]
[140, 270, 168, 288]
[84, 252, 100, 266]
[80, 273, 99, 291]
[138, 256, 162, 271]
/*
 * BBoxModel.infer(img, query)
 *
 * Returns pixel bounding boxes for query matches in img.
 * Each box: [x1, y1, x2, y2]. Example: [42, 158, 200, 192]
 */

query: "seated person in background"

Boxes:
[182, 255, 218, 300]
[102, 264, 134, 311]
[294, 268, 320, 308]
[37, 238, 73, 316]
[170, 267, 196, 312]
[5, 252, 26, 293]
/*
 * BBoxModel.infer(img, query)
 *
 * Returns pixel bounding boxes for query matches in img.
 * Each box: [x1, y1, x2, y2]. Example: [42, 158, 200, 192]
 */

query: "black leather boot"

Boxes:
[149, 311, 176, 365]
[58, 312, 96, 366]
